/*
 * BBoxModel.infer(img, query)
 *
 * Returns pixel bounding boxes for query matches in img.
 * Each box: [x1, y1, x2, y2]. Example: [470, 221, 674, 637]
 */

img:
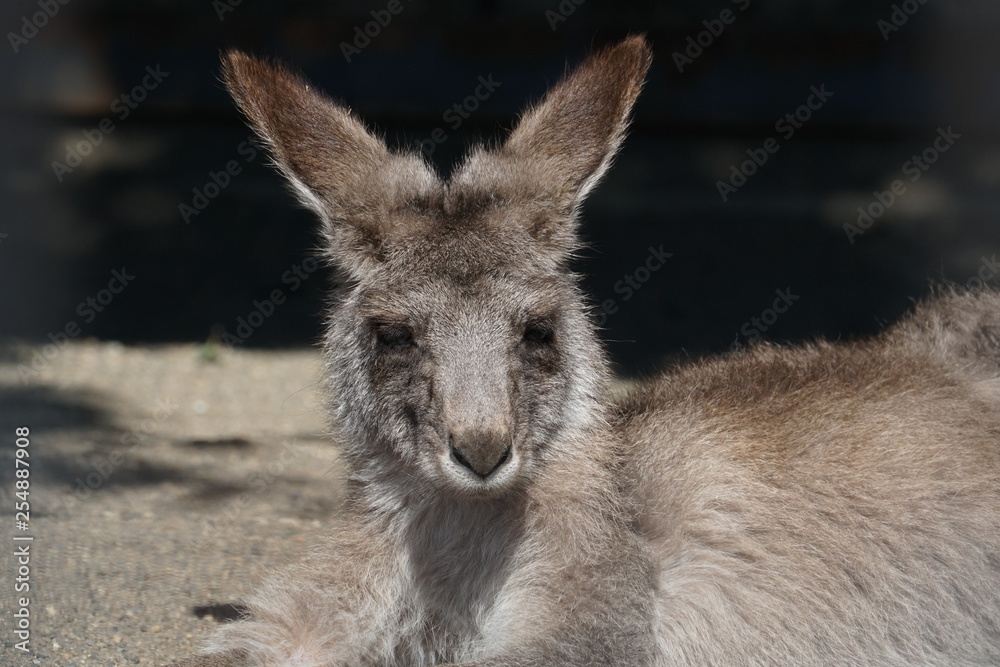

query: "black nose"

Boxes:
[449, 430, 511, 479]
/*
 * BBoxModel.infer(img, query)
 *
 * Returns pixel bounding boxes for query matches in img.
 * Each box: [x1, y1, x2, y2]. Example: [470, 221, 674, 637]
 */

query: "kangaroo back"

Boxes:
[617, 289, 1000, 664]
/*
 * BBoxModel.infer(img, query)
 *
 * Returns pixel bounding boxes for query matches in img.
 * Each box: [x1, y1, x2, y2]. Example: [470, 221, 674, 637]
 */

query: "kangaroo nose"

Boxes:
[449, 430, 511, 479]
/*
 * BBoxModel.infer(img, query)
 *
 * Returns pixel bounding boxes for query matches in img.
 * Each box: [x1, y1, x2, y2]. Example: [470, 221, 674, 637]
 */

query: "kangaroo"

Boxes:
[172, 36, 1000, 666]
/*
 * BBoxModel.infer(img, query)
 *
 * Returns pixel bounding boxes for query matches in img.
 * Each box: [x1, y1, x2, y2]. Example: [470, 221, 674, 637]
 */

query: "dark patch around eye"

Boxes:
[523, 319, 556, 345]
[520, 317, 562, 375]
[373, 322, 416, 350]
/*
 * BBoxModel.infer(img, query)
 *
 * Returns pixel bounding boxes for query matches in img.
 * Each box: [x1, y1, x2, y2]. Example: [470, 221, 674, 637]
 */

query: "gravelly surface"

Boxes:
[0, 341, 347, 666]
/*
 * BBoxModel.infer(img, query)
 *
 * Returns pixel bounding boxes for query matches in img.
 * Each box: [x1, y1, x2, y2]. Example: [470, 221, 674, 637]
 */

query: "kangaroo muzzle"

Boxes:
[449, 428, 512, 479]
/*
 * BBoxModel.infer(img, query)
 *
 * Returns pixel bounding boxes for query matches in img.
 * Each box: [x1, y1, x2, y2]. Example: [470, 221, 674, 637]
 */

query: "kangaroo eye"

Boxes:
[374, 323, 415, 350]
[523, 319, 555, 345]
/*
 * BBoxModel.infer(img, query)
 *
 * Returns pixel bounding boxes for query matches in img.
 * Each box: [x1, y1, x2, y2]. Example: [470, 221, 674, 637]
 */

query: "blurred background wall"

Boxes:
[1, 0, 998, 376]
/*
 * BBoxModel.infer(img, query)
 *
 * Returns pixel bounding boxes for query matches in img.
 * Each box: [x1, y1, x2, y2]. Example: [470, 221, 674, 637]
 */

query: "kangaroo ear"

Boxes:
[453, 36, 651, 252]
[504, 35, 652, 206]
[222, 51, 437, 278]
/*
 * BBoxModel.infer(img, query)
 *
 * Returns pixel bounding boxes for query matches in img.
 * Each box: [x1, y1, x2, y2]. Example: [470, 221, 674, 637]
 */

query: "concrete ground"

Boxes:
[0, 341, 348, 666]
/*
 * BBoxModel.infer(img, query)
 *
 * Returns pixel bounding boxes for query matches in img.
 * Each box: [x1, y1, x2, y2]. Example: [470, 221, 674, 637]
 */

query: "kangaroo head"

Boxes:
[223, 37, 651, 498]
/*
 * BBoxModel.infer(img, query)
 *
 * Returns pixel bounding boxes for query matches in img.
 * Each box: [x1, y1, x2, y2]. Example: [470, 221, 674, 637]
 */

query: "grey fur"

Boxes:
[170, 36, 1000, 666]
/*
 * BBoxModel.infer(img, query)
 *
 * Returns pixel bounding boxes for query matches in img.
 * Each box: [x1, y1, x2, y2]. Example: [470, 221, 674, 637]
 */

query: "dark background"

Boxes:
[1, 0, 998, 376]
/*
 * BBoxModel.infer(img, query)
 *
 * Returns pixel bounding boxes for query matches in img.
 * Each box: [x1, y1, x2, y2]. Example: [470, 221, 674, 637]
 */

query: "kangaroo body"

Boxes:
[173, 37, 1000, 666]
